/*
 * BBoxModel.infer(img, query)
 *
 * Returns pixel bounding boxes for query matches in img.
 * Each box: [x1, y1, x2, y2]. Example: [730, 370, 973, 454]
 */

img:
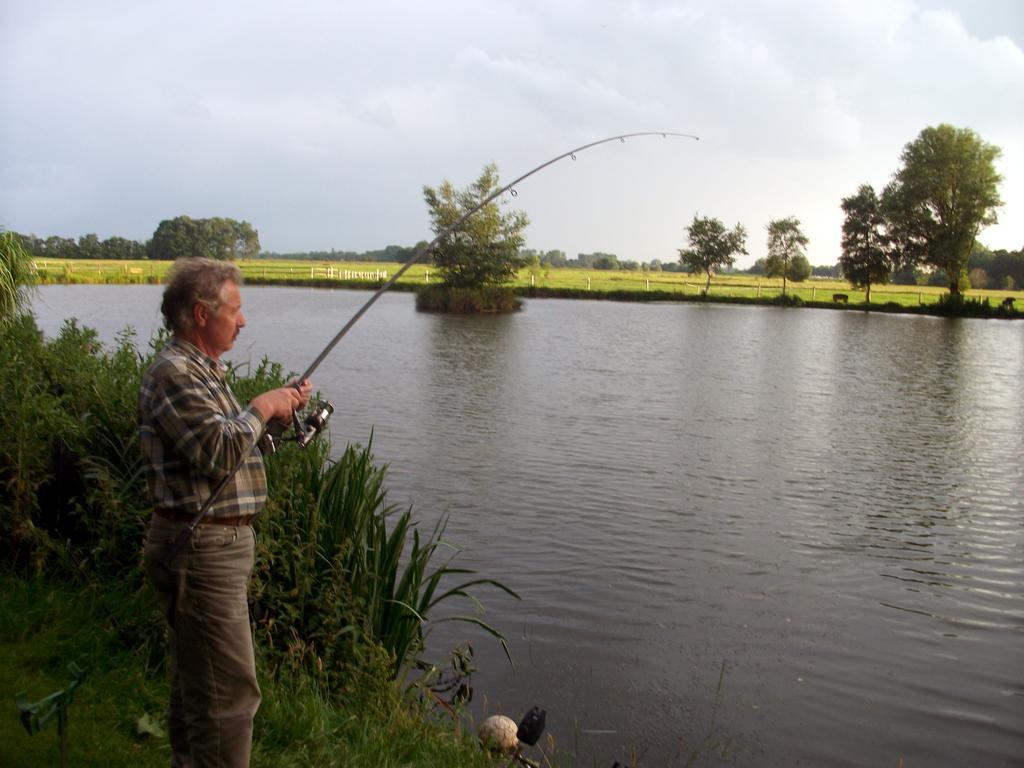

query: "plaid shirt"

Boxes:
[139, 337, 268, 519]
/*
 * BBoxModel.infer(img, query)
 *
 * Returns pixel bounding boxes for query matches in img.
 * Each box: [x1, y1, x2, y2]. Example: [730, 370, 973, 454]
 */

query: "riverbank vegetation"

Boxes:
[7, 124, 1021, 319]
[0, 312, 518, 766]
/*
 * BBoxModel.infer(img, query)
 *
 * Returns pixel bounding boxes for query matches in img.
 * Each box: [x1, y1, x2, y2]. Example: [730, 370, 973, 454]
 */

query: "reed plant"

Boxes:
[252, 433, 518, 690]
[0, 231, 36, 327]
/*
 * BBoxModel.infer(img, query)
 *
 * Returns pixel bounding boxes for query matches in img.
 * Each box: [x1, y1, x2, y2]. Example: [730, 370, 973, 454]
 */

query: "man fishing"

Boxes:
[131, 132, 693, 766]
[140, 257, 311, 767]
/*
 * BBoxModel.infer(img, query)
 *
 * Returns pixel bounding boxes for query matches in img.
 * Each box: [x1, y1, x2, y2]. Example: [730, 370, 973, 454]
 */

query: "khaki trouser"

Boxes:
[144, 515, 261, 768]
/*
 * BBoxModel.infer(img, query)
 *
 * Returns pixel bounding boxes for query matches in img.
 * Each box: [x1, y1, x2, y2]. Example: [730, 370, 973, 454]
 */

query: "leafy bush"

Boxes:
[0, 315, 78, 569]
[0, 316, 151, 575]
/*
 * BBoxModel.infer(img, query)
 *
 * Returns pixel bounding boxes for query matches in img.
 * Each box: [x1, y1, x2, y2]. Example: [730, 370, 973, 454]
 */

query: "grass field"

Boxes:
[30, 257, 1024, 311]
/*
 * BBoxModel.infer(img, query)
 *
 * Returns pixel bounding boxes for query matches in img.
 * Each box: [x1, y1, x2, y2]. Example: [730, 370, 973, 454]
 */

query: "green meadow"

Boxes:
[28, 257, 1024, 312]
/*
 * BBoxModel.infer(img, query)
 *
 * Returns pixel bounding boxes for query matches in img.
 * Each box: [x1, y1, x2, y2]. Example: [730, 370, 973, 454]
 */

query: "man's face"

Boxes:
[197, 280, 245, 359]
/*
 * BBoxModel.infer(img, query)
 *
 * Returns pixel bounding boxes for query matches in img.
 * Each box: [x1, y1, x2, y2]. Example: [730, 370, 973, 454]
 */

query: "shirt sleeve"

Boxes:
[148, 364, 266, 480]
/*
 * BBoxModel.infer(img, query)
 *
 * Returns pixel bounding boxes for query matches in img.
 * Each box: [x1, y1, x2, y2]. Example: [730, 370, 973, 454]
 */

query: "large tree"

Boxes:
[881, 124, 1002, 296]
[839, 184, 892, 302]
[678, 215, 748, 292]
[765, 217, 808, 296]
[150, 216, 261, 261]
[422, 163, 529, 289]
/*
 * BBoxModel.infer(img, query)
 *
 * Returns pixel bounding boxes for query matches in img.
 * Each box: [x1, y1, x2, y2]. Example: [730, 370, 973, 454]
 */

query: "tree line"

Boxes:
[9, 124, 1021, 297]
[417, 123, 1019, 299]
[12, 215, 260, 262]
[669, 125, 1016, 298]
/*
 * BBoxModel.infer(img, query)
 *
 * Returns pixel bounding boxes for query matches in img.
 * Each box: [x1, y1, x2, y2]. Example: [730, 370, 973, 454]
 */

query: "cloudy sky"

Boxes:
[2, 0, 1021, 268]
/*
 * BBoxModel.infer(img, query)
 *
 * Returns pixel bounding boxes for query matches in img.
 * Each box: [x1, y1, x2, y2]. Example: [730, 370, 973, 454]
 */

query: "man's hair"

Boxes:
[161, 258, 243, 335]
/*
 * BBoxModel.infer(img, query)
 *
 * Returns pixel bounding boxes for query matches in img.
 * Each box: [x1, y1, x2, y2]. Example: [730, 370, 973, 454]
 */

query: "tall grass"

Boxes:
[0, 231, 36, 326]
[251, 434, 518, 688]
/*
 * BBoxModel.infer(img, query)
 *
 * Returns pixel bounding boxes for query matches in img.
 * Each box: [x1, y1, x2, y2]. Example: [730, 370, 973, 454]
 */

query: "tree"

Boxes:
[150, 216, 199, 260]
[526, 253, 542, 281]
[422, 163, 529, 289]
[543, 249, 567, 267]
[677, 215, 748, 292]
[968, 268, 989, 289]
[592, 254, 619, 270]
[149, 216, 261, 261]
[43, 236, 79, 259]
[227, 219, 260, 260]
[839, 184, 893, 302]
[881, 124, 1002, 296]
[812, 263, 842, 278]
[78, 233, 103, 259]
[0, 231, 35, 327]
[101, 236, 148, 260]
[789, 254, 812, 282]
[747, 257, 768, 275]
[764, 217, 808, 295]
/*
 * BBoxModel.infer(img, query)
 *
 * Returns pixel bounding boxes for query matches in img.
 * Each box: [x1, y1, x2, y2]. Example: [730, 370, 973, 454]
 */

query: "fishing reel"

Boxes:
[259, 400, 334, 454]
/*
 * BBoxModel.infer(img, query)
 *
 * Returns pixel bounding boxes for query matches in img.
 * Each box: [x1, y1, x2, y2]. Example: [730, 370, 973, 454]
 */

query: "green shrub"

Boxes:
[0, 315, 78, 570]
[932, 293, 994, 317]
[770, 293, 804, 307]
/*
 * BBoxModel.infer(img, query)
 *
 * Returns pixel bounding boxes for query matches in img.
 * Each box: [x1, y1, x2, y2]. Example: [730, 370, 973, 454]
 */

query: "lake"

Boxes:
[31, 285, 1024, 767]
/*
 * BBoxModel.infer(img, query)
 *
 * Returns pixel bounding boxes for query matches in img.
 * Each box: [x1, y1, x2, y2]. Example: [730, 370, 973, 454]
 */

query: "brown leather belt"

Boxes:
[154, 508, 255, 526]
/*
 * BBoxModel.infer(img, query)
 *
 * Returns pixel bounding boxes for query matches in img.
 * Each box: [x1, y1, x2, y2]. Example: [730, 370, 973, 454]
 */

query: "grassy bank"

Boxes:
[0, 314, 519, 767]
[28, 257, 1024, 317]
[0, 575, 496, 768]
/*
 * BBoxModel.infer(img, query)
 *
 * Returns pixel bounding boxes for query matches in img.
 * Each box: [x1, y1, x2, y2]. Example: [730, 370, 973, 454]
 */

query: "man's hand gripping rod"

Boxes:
[159, 132, 699, 566]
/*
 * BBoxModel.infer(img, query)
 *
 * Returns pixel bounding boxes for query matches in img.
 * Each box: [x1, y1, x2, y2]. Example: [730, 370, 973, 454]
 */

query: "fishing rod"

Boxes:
[298, 131, 698, 383]
[161, 131, 699, 565]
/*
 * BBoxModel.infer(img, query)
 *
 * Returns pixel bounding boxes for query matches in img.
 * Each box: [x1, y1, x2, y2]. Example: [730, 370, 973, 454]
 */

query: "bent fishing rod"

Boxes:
[161, 131, 699, 565]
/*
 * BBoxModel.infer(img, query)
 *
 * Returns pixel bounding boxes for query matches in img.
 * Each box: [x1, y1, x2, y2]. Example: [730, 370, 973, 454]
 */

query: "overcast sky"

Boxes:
[2, 0, 1021, 268]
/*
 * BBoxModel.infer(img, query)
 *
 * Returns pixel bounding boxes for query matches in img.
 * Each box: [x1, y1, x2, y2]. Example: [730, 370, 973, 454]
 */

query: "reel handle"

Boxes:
[258, 400, 334, 453]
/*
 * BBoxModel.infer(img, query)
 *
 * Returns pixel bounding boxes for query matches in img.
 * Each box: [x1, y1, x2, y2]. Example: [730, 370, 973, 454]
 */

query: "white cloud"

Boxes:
[1, 0, 1021, 257]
